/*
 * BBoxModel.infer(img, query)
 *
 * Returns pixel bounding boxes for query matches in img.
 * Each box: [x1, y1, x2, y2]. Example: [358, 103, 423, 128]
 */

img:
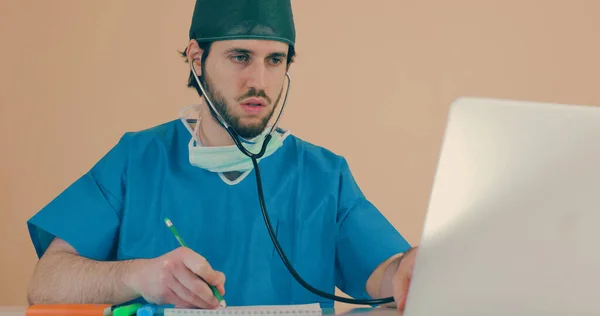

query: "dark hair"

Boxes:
[179, 41, 296, 97]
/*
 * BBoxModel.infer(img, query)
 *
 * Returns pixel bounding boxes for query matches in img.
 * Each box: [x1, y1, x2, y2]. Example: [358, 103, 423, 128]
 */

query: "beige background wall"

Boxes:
[1, 0, 599, 307]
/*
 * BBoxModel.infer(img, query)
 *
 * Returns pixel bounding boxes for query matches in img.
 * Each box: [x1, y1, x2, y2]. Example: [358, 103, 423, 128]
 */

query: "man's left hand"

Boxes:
[392, 246, 418, 313]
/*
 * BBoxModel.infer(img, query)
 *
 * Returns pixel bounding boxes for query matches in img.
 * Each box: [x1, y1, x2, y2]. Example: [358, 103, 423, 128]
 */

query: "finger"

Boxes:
[400, 274, 411, 311]
[167, 290, 196, 309]
[216, 281, 226, 296]
[155, 259, 196, 308]
[174, 259, 221, 308]
[396, 249, 418, 311]
[169, 275, 215, 309]
[162, 286, 196, 309]
[181, 249, 225, 287]
[211, 271, 226, 295]
[394, 266, 412, 311]
[162, 259, 214, 308]
[170, 271, 218, 308]
[180, 249, 226, 294]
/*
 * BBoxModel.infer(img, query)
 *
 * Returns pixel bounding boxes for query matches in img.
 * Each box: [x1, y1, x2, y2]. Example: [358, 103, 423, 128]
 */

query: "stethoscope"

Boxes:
[190, 58, 395, 305]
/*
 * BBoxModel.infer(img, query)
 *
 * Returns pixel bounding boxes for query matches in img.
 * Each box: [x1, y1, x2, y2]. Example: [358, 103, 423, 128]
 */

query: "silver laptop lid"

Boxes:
[404, 97, 600, 316]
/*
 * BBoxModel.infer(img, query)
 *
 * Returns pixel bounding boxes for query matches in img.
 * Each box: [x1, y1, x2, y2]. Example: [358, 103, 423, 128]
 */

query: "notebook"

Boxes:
[163, 303, 322, 315]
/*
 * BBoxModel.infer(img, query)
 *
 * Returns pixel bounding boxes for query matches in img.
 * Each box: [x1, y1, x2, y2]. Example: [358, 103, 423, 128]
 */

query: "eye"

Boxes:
[269, 57, 283, 65]
[231, 55, 249, 63]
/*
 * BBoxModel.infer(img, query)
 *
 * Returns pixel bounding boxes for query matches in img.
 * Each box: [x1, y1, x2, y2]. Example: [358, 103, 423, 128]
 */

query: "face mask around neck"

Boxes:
[179, 104, 290, 173]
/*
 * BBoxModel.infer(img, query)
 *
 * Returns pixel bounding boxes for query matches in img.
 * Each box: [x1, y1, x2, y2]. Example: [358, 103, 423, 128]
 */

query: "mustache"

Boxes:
[236, 88, 271, 105]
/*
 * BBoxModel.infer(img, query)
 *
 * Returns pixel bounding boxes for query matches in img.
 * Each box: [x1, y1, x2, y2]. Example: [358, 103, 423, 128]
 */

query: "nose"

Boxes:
[245, 62, 268, 91]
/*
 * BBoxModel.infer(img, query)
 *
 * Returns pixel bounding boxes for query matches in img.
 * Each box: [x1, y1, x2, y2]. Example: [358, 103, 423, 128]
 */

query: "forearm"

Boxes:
[27, 251, 143, 305]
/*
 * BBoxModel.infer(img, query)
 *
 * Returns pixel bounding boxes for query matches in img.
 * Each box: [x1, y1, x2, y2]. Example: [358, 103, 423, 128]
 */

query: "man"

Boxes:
[26, 0, 418, 313]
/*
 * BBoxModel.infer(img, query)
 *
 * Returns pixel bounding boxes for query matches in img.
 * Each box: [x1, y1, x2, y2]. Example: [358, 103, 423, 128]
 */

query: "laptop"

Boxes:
[403, 97, 600, 316]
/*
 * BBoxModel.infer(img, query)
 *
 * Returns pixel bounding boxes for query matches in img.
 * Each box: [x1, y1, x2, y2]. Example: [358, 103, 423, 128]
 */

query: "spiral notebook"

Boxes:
[163, 303, 322, 315]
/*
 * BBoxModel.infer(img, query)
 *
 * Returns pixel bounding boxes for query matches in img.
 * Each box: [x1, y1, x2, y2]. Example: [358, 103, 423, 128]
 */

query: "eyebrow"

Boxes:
[224, 48, 287, 58]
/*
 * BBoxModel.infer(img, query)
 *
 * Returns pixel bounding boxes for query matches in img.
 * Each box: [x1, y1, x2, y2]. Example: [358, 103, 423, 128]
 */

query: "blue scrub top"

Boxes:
[27, 119, 411, 308]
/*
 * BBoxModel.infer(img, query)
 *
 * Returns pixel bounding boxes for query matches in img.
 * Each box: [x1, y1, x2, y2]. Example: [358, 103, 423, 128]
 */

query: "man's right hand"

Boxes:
[126, 247, 226, 309]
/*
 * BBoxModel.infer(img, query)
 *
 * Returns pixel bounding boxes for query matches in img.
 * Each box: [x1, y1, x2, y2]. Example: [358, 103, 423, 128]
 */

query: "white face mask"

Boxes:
[179, 104, 290, 173]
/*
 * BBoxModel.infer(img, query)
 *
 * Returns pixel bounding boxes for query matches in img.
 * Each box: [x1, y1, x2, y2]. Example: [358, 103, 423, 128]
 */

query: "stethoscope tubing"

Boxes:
[190, 60, 396, 305]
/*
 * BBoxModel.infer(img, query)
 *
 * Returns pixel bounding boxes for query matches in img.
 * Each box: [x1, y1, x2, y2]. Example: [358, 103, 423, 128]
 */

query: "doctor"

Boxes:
[26, 0, 419, 313]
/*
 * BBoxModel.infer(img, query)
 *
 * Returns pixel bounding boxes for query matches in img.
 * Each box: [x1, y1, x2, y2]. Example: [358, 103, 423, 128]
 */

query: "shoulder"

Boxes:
[282, 134, 351, 173]
[111, 119, 187, 161]
[85, 119, 189, 179]
[120, 119, 183, 147]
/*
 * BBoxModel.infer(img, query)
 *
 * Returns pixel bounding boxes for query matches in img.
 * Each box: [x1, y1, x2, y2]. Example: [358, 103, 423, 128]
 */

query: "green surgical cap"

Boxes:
[189, 0, 296, 47]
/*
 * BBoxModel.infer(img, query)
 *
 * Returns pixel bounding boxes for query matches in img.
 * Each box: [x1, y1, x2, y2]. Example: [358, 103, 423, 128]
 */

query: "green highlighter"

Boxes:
[164, 218, 227, 308]
[112, 303, 143, 316]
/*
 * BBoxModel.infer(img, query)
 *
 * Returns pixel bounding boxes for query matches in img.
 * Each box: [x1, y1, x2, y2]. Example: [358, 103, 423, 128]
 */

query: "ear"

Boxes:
[186, 39, 203, 76]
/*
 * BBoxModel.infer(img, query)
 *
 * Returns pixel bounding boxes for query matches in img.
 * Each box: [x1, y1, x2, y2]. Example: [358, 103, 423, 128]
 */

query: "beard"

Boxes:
[200, 64, 283, 139]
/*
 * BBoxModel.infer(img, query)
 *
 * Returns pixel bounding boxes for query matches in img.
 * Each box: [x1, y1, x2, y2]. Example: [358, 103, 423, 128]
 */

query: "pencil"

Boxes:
[164, 217, 227, 308]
